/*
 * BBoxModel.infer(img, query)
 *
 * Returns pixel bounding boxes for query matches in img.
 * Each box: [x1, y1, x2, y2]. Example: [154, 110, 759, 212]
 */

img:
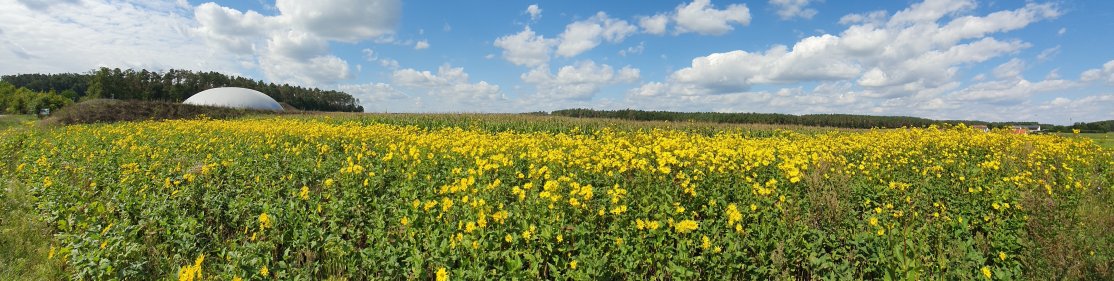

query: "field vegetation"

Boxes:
[1, 115, 1111, 280]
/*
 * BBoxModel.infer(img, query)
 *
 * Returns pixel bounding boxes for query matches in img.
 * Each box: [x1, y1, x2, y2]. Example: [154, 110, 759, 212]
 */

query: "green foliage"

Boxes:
[0, 82, 73, 115]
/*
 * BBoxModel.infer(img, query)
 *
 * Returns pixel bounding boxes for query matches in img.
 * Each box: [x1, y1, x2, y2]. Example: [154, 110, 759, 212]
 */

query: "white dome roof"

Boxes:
[183, 87, 284, 112]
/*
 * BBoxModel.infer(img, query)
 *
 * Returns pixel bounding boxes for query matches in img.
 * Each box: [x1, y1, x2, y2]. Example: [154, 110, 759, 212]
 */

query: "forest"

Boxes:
[549, 108, 1113, 133]
[1, 68, 364, 112]
[0, 82, 72, 115]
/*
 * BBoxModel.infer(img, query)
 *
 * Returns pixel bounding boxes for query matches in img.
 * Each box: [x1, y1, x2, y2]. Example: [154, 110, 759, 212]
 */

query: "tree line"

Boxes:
[2, 68, 363, 112]
[549, 108, 1113, 133]
[0, 82, 73, 115]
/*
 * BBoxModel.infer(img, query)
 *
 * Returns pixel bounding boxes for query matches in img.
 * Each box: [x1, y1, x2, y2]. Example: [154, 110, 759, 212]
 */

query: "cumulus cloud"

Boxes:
[673, 0, 751, 35]
[521, 61, 640, 101]
[337, 82, 407, 104]
[194, 0, 402, 85]
[415, 40, 430, 50]
[669, 34, 861, 94]
[493, 27, 557, 67]
[622, 0, 1092, 123]
[638, 14, 669, 35]
[634, 0, 750, 36]
[526, 4, 542, 21]
[556, 12, 637, 57]
[0, 0, 243, 75]
[274, 0, 400, 42]
[1081, 60, 1114, 84]
[392, 64, 504, 101]
[948, 77, 1075, 104]
[992, 58, 1025, 79]
[645, 0, 1058, 98]
[15, 0, 82, 10]
[619, 42, 645, 57]
[769, 0, 818, 20]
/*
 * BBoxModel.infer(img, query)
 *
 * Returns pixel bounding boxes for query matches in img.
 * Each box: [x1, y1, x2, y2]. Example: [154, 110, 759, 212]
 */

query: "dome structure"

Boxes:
[183, 87, 284, 112]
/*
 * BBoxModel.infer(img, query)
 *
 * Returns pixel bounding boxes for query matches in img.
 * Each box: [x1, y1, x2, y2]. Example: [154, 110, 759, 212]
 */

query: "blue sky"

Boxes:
[1, 0, 1113, 124]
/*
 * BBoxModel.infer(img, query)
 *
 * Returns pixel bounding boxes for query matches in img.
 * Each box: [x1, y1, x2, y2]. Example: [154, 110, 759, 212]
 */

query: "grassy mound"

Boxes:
[43, 99, 277, 125]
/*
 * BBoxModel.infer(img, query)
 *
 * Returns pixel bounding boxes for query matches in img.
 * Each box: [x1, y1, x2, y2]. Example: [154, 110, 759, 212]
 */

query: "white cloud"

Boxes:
[526, 4, 542, 21]
[522, 61, 640, 101]
[0, 0, 243, 75]
[338, 82, 407, 103]
[619, 42, 645, 57]
[992, 58, 1025, 79]
[14, 0, 79, 10]
[194, 2, 273, 55]
[624, 0, 1080, 122]
[193, 0, 402, 85]
[1081, 60, 1114, 84]
[1035, 95, 1114, 123]
[493, 26, 557, 67]
[838, 10, 888, 25]
[556, 12, 637, 57]
[887, 0, 976, 26]
[948, 77, 1075, 104]
[669, 34, 861, 94]
[638, 14, 669, 35]
[769, 0, 818, 20]
[379, 58, 400, 69]
[648, 1, 1057, 98]
[415, 40, 430, 50]
[274, 0, 400, 42]
[673, 0, 751, 35]
[1036, 45, 1060, 62]
[392, 64, 504, 101]
[362, 48, 377, 61]
[1058, 27, 1066, 35]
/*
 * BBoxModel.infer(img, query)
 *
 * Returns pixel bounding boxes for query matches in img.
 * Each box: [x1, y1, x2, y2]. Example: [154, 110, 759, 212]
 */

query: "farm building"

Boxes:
[183, 87, 284, 112]
[1010, 125, 1042, 134]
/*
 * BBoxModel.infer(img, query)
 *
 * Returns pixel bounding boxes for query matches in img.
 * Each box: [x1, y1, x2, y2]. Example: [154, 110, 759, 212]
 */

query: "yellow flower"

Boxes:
[400, 216, 410, 226]
[505, 234, 514, 243]
[233, 277, 242, 281]
[725, 204, 742, 225]
[701, 235, 711, 250]
[556, 234, 563, 243]
[998, 251, 1006, 261]
[100, 241, 107, 249]
[868, 216, 878, 226]
[876, 228, 885, 236]
[436, 267, 449, 281]
[675, 220, 698, 234]
[324, 178, 334, 187]
[258, 212, 273, 230]
[981, 266, 991, 279]
[260, 265, 269, 277]
[569, 260, 578, 269]
[299, 185, 309, 200]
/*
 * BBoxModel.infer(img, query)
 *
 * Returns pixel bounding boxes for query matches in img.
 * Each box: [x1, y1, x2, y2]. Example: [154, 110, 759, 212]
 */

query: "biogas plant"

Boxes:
[183, 87, 284, 112]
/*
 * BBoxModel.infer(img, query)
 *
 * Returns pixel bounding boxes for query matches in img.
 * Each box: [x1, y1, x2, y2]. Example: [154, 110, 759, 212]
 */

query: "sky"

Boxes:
[1, 0, 1113, 124]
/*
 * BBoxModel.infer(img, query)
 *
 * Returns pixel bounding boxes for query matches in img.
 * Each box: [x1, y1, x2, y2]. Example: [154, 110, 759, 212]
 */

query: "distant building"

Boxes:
[1010, 125, 1041, 134]
[971, 125, 989, 132]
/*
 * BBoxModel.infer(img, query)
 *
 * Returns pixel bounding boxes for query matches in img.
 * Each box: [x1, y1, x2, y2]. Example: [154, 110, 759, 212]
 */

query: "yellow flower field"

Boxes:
[2, 116, 1111, 279]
